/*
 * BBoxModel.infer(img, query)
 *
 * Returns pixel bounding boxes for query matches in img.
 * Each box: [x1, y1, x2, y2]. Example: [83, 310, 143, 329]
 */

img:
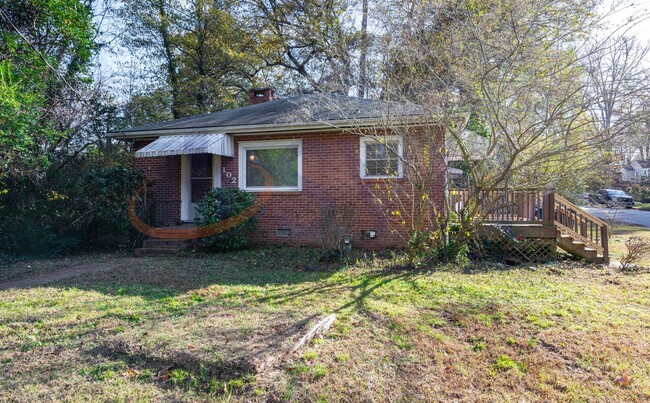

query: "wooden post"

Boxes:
[542, 191, 555, 226]
[601, 225, 610, 265]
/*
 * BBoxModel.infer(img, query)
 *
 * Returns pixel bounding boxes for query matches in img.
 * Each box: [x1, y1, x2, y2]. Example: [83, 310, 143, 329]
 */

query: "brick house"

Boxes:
[109, 90, 446, 249]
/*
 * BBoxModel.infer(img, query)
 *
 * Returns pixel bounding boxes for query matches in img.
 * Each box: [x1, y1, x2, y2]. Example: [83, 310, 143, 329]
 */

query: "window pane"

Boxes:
[365, 143, 384, 160]
[366, 159, 399, 176]
[191, 154, 212, 178]
[191, 178, 212, 203]
[246, 147, 298, 188]
[364, 140, 399, 177]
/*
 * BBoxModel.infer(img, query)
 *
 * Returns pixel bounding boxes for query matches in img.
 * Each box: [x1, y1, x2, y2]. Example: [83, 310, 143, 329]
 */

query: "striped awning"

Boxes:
[135, 134, 234, 158]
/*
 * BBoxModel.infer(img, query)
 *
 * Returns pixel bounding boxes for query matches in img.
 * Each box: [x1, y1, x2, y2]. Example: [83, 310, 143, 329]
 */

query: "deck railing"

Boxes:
[449, 188, 609, 262]
[449, 188, 550, 224]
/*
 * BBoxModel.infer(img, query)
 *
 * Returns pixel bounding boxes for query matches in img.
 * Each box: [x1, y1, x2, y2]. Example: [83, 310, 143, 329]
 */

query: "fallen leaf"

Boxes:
[125, 368, 140, 378]
[157, 365, 174, 382]
[188, 345, 196, 349]
[615, 372, 632, 388]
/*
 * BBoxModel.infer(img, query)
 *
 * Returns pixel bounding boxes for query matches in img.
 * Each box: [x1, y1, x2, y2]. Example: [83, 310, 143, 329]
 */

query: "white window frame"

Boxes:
[238, 139, 302, 191]
[359, 135, 404, 179]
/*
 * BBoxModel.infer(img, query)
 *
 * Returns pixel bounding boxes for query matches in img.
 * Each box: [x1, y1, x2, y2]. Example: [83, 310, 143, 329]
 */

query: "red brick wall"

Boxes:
[133, 141, 181, 226]
[221, 131, 445, 249]
[132, 130, 446, 249]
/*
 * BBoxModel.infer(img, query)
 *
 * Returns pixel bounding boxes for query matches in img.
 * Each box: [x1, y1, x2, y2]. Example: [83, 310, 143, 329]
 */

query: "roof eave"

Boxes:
[107, 116, 429, 140]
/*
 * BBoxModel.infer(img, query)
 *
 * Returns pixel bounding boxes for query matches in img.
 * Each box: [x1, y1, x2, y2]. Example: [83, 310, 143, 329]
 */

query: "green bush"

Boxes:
[408, 228, 470, 268]
[625, 184, 650, 203]
[194, 188, 257, 252]
[0, 154, 144, 256]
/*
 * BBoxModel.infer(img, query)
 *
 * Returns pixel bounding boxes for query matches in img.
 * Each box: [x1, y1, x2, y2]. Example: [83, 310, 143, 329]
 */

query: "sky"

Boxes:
[601, 0, 650, 43]
[95, 0, 650, 95]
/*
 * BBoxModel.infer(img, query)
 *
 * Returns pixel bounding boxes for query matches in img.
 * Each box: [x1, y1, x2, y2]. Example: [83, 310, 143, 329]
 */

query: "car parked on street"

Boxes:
[595, 189, 635, 208]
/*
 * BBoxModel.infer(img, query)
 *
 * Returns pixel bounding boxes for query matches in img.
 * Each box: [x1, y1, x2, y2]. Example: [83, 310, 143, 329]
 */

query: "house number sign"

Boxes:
[223, 169, 237, 184]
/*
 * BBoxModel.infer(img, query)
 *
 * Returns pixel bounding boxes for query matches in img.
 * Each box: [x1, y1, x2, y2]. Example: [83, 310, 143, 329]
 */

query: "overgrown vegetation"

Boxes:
[194, 187, 258, 252]
[626, 183, 650, 203]
[317, 204, 354, 261]
[0, 249, 648, 401]
[609, 225, 650, 269]
[0, 153, 144, 256]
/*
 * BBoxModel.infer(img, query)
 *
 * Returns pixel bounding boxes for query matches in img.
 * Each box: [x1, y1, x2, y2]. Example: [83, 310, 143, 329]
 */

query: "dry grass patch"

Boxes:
[1, 249, 649, 401]
[608, 224, 650, 268]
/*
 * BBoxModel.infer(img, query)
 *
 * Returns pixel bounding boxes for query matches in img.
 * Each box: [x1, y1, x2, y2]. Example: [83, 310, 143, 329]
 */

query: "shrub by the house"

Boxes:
[194, 188, 257, 252]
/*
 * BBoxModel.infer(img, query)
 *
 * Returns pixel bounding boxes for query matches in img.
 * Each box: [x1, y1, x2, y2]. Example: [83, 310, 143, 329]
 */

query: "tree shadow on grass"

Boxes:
[87, 341, 255, 393]
[84, 310, 323, 399]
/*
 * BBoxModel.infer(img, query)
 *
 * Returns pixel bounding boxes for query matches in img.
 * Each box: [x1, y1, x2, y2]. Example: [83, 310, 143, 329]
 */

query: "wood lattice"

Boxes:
[471, 231, 556, 263]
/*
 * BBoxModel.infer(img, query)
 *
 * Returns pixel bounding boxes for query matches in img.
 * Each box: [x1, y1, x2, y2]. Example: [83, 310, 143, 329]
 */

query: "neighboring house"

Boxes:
[109, 90, 446, 249]
[631, 160, 650, 178]
[621, 165, 639, 182]
[621, 160, 650, 182]
[445, 129, 488, 184]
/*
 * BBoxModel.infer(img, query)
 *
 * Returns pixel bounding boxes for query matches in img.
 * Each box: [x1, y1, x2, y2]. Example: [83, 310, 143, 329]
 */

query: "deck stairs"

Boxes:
[556, 231, 601, 262]
[553, 195, 609, 264]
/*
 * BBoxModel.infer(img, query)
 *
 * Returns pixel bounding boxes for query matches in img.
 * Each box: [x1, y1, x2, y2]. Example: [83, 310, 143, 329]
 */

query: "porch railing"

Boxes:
[449, 188, 551, 224]
[449, 188, 609, 262]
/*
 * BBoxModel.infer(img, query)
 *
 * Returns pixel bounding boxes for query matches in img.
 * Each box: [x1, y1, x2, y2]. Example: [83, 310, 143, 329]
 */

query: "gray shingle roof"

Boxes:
[113, 94, 423, 136]
[637, 160, 650, 168]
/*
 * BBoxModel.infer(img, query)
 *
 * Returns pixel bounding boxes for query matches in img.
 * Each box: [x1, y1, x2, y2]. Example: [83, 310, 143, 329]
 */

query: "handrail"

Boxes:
[128, 186, 265, 239]
[553, 195, 608, 227]
[449, 188, 546, 224]
[553, 194, 609, 263]
[128, 164, 273, 240]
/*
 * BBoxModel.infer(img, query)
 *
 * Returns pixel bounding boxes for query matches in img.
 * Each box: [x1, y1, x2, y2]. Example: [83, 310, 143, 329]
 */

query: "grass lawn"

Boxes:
[1, 249, 649, 401]
[634, 203, 650, 211]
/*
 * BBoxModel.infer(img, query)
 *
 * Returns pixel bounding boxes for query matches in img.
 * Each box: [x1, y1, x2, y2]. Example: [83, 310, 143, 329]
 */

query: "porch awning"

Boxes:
[135, 133, 234, 158]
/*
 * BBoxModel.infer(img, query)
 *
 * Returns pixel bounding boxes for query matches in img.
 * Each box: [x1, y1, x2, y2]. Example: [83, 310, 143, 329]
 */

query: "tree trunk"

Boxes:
[157, 0, 180, 119]
[357, 0, 369, 99]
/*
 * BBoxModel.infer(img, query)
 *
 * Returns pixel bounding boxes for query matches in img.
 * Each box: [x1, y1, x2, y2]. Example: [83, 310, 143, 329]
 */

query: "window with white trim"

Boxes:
[239, 139, 302, 191]
[360, 135, 403, 178]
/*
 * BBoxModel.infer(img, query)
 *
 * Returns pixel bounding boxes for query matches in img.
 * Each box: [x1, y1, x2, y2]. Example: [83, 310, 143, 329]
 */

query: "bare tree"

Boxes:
[357, 0, 369, 98]
[118, 0, 182, 118]
[585, 35, 650, 162]
[247, 0, 357, 93]
[339, 0, 644, 263]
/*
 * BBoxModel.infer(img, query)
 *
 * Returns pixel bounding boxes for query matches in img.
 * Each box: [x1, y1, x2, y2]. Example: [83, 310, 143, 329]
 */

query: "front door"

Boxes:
[181, 154, 220, 222]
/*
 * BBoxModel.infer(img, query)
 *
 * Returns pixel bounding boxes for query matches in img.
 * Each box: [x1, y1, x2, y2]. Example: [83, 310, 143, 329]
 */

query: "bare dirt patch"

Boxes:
[0, 258, 137, 290]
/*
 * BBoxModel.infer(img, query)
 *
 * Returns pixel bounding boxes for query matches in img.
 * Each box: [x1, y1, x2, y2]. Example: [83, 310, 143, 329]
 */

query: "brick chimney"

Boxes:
[248, 88, 275, 105]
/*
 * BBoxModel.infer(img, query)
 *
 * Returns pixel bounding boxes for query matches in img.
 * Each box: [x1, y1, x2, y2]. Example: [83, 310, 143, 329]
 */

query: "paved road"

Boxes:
[582, 207, 650, 228]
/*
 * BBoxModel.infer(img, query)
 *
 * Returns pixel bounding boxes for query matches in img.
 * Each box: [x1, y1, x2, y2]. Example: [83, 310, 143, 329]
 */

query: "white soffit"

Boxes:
[134, 134, 234, 158]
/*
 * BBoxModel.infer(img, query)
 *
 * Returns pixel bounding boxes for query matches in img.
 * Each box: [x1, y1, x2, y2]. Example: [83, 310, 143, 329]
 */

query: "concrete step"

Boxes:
[142, 239, 193, 248]
[136, 238, 195, 257]
[135, 247, 193, 257]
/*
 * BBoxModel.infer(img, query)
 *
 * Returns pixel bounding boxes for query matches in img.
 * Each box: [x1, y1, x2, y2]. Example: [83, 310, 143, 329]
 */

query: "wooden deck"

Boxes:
[450, 189, 609, 263]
